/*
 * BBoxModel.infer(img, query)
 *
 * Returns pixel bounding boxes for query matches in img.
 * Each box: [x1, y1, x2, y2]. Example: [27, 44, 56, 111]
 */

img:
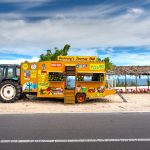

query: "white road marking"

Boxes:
[0, 139, 150, 143]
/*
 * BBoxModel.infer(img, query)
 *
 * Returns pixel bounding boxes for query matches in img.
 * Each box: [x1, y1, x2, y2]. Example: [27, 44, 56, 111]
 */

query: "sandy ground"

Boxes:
[0, 94, 150, 114]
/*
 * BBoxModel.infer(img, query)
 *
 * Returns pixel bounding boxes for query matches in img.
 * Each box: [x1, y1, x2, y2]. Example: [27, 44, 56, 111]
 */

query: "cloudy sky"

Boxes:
[0, 0, 150, 65]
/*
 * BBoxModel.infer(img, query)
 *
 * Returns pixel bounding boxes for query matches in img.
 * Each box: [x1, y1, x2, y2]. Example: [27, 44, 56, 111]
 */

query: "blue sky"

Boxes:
[0, 0, 150, 65]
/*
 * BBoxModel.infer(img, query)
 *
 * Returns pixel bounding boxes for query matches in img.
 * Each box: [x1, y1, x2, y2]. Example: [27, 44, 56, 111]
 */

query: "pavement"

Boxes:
[1, 94, 150, 113]
[0, 113, 150, 150]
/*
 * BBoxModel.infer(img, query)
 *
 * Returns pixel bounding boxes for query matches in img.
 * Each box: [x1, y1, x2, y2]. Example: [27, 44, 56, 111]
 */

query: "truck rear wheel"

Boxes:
[0, 80, 21, 103]
[75, 93, 86, 103]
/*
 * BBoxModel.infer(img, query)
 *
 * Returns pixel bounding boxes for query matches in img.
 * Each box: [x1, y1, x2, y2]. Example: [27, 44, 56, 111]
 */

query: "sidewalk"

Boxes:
[0, 94, 150, 114]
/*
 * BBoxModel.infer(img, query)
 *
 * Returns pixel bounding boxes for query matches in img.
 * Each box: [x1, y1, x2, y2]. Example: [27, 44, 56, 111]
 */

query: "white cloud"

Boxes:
[0, 4, 150, 66]
[0, 3, 126, 20]
[124, 8, 145, 19]
[0, 57, 39, 64]
[0, 11, 150, 52]
[69, 48, 98, 56]
[0, 13, 22, 20]
[0, 0, 53, 11]
[69, 48, 150, 66]
[101, 52, 150, 66]
[128, 8, 144, 15]
[0, 0, 49, 2]
[0, 48, 149, 66]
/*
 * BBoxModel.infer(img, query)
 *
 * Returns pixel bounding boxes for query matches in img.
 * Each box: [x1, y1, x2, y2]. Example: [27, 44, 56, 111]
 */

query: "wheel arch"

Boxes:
[1, 79, 18, 84]
[75, 92, 86, 97]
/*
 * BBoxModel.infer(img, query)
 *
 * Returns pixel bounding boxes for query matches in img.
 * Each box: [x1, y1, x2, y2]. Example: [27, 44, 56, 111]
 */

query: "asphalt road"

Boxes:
[0, 113, 150, 150]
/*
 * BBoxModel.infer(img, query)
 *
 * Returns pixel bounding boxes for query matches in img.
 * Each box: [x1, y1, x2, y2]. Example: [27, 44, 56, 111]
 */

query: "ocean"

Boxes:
[116, 79, 148, 86]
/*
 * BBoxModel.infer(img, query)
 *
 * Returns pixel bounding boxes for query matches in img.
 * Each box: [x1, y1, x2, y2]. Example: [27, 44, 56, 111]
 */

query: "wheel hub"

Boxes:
[77, 96, 84, 103]
[0, 84, 16, 100]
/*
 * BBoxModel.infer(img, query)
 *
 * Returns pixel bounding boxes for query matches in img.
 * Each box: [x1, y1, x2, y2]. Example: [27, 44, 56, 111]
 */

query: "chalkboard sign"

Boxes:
[65, 66, 76, 76]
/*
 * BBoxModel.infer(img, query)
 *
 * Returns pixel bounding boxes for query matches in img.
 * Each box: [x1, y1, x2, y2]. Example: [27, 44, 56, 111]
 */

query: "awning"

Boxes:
[77, 71, 105, 74]
[48, 71, 63, 73]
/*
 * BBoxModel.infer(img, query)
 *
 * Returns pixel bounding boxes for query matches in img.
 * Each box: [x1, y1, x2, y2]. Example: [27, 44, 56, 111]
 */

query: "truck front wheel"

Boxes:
[0, 81, 21, 103]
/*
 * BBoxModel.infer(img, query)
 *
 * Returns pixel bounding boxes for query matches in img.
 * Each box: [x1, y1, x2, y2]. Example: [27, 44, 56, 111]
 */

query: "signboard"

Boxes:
[90, 64, 105, 71]
[57, 56, 97, 61]
[51, 63, 62, 67]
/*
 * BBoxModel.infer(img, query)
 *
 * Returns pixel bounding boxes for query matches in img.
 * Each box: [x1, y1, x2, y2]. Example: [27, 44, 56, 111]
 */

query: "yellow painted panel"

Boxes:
[103, 89, 116, 96]
[21, 62, 38, 93]
[75, 81, 105, 98]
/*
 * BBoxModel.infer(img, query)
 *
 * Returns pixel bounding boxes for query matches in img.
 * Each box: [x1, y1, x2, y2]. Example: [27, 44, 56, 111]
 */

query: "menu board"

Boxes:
[65, 66, 76, 76]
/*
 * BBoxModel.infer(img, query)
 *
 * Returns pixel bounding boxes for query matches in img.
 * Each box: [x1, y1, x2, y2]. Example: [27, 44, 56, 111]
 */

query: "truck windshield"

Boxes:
[0, 67, 4, 78]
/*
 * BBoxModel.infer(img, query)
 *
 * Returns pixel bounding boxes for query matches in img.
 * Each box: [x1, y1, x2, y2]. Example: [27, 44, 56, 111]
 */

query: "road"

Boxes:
[0, 113, 150, 150]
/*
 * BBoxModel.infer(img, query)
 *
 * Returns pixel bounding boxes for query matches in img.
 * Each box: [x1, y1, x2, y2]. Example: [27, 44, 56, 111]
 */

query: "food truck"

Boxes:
[20, 56, 116, 104]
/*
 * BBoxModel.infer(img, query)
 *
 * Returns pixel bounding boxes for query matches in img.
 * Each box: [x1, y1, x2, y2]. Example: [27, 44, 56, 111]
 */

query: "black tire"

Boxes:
[75, 93, 86, 103]
[0, 80, 21, 103]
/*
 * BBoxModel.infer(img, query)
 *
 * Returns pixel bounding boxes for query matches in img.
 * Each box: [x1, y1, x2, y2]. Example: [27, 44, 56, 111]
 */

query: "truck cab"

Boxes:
[0, 64, 21, 103]
[0, 64, 20, 82]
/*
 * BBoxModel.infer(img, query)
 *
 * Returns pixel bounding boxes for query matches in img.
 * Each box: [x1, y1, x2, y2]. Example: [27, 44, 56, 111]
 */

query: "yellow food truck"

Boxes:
[20, 56, 116, 104]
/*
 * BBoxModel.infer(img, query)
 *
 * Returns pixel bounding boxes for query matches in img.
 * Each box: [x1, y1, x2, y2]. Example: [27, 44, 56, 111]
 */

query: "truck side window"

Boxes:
[92, 73, 104, 81]
[92, 73, 99, 81]
[16, 68, 20, 77]
[7, 68, 14, 78]
[0, 67, 4, 77]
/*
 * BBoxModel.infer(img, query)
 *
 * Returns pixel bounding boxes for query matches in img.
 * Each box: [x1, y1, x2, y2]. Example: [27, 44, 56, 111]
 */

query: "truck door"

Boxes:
[65, 66, 76, 90]
[64, 65, 76, 104]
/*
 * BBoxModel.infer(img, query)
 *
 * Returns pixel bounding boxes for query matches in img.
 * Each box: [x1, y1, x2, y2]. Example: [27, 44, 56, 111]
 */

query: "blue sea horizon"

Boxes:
[116, 79, 148, 86]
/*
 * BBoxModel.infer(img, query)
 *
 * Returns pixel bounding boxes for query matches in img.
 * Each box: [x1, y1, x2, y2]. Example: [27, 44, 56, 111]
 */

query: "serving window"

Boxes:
[76, 73, 105, 82]
[48, 72, 64, 81]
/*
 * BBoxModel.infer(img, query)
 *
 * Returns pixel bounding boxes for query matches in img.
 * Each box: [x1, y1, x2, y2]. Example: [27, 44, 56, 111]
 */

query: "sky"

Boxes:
[0, 0, 150, 66]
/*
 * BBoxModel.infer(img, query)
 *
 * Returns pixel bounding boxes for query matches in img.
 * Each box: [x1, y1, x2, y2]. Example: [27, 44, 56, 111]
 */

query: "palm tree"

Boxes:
[103, 57, 114, 71]
[97, 57, 114, 71]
